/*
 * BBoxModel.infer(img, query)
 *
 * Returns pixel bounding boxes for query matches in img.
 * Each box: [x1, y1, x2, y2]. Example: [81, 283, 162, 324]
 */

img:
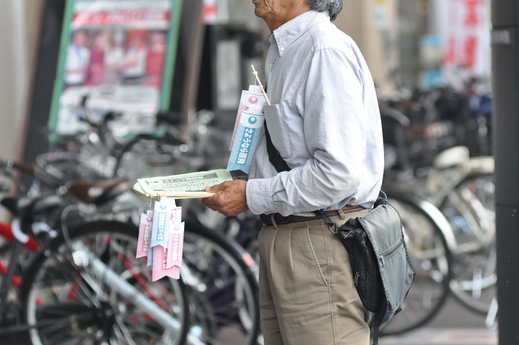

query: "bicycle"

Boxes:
[112, 109, 227, 182]
[390, 151, 496, 317]
[381, 102, 496, 316]
[20, 219, 190, 345]
[431, 157, 495, 315]
[2, 153, 261, 345]
[30, 220, 260, 345]
[0, 194, 56, 342]
[0, 156, 192, 342]
[179, 217, 260, 345]
[0, 178, 191, 344]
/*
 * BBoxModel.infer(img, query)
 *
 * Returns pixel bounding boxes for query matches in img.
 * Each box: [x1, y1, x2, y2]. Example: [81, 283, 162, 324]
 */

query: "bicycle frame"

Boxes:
[0, 221, 40, 290]
[71, 242, 183, 334]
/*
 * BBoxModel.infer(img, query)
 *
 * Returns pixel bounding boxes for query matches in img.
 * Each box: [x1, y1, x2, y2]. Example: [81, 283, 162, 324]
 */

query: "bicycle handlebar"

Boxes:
[156, 111, 183, 126]
[0, 158, 35, 176]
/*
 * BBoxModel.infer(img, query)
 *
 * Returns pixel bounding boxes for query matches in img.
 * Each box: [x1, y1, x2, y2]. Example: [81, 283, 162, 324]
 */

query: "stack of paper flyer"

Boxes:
[133, 168, 233, 198]
[136, 197, 185, 281]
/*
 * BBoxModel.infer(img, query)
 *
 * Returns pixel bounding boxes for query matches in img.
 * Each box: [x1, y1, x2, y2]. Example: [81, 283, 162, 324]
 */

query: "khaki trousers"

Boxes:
[258, 209, 371, 345]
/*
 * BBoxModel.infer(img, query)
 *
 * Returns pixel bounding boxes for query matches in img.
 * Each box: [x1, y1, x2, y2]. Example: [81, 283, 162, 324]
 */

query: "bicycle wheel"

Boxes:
[380, 193, 453, 336]
[440, 173, 496, 314]
[182, 220, 260, 345]
[19, 220, 189, 345]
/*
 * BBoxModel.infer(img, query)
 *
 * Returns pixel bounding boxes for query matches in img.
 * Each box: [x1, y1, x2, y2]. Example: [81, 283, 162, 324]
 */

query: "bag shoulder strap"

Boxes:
[264, 121, 291, 172]
[371, 302, 385, 345]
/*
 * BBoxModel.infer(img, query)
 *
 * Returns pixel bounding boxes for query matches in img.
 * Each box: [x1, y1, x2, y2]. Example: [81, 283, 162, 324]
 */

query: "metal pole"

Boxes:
[491, 1, 519, 343]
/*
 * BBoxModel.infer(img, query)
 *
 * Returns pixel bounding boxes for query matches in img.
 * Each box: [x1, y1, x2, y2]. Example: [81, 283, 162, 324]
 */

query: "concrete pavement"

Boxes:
[380, 328, 497, 345]
[380, 296, 498, 345]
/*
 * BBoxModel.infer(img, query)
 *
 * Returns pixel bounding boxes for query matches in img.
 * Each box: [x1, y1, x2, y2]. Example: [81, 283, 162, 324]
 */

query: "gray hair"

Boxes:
[306, 0, 344, 21]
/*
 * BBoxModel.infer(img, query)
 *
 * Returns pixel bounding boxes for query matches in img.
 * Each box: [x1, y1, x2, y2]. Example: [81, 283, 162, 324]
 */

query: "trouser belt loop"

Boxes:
[270, 214, 280, 230]
[337, 208, 347, 220]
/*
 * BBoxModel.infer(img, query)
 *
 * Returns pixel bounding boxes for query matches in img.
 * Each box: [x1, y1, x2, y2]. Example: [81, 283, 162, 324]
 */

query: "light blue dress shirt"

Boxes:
[246, 10, 384, 217]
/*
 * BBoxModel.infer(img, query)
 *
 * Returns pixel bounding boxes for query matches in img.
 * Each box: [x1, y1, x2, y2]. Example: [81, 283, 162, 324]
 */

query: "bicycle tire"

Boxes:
[440, 172, 496, 314]
[380, 192, 453, 336]
[18, 220, 189, 345]
[218, 211, 262, 265]
[181, 219, 261, 345]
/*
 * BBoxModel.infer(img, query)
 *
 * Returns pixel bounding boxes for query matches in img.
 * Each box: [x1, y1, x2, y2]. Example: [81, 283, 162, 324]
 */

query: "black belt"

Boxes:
[259, 205, 366, 226]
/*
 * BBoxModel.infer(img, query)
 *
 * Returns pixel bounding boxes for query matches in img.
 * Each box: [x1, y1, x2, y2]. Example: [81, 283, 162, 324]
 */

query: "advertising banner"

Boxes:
[442, 0, 490, 77]
[48, 0, 183, 141]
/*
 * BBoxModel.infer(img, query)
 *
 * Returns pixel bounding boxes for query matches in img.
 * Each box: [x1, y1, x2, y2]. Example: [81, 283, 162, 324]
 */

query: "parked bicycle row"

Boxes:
[0, 155, 260, 343]
[378, 81, 495, 334]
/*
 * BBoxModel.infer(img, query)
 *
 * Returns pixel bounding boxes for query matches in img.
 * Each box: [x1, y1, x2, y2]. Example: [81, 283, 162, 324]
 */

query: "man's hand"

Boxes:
[201, 179, 248, 217]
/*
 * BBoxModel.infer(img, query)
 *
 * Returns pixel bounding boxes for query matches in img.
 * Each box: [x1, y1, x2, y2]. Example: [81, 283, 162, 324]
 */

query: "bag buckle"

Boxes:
[316, 210, 338, 234]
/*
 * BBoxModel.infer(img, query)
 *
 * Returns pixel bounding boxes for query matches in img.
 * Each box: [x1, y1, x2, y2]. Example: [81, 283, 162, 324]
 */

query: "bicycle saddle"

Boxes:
[66, 179, 130, 206]
[0, 194, 62, 220]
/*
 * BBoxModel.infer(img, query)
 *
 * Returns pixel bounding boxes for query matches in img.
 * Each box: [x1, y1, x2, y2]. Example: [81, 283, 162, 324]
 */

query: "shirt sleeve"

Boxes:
[246, 47, 376, 216]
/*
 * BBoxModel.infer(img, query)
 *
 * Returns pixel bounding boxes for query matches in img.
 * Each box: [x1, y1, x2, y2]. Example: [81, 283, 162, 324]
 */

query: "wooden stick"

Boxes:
[251, 65, 271, 105]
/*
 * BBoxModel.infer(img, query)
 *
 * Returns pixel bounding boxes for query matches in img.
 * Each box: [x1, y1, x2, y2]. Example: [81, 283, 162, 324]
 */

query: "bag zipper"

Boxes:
[378, 237, 404, 268]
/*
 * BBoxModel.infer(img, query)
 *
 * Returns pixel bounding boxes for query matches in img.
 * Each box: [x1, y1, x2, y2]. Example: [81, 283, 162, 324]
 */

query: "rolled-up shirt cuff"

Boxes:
[245, 178, 274, 215]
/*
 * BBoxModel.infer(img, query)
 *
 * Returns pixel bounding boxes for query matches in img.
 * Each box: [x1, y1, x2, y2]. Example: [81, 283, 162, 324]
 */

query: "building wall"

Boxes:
[0, 0, 41, 220]
[335, 0, 398, 92]
[0, 1, 30, 161]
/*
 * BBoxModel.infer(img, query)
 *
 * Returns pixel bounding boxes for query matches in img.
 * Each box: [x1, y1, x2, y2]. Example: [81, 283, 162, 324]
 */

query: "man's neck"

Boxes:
[266, 6, 311, 32]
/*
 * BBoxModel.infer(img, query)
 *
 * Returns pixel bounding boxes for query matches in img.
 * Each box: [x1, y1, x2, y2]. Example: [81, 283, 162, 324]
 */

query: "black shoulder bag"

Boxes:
[263, 123, 415, 345]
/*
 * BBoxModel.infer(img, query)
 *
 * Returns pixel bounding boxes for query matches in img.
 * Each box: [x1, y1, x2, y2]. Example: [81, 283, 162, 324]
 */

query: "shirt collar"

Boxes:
[270, 10, 330, 56]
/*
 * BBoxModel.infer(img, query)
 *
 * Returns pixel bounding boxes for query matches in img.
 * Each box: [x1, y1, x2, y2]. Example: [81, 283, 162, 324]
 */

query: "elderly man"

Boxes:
[202, 0, 384, 343]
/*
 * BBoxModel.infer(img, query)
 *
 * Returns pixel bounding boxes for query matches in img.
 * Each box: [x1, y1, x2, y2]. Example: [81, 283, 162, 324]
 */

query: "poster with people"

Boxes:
[48, 0, 182, 141]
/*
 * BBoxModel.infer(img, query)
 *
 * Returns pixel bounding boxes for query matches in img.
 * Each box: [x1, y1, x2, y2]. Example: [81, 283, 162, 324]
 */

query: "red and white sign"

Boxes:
[72, 1, 171, 29]
[442, 0, 490, 76]
[72, 9, 170, 28]
[202, 0, 218, 24]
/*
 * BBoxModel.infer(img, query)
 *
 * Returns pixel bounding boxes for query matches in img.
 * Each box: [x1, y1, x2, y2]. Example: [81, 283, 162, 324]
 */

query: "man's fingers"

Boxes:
[201, 180, 247, 217]
[205, 183, 224, 193]
[201, 198, 218, 211]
